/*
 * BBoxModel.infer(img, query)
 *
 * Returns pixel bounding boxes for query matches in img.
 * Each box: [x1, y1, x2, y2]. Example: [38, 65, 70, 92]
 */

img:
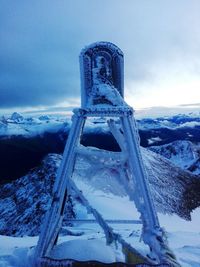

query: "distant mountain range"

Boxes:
[0, 111, 200, 182]
[0, 111, 200, 238]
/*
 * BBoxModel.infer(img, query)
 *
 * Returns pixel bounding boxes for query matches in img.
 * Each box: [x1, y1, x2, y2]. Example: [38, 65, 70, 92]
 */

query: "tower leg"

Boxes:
[34, 111, 86, 261]
[121, 112, 174, 264]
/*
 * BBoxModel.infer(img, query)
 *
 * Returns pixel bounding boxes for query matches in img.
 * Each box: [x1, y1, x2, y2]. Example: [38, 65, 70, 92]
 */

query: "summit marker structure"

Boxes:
[34, 42, 180, 266]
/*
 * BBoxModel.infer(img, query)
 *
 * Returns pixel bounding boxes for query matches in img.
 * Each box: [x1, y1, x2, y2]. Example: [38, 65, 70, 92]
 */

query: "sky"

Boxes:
[0, 0, 200, 112]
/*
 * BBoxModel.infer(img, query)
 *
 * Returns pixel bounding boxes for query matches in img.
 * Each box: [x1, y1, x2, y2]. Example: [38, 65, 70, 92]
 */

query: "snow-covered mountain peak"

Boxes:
[10, 112, 24, 123]
[38, 115, 50, 121]
[150, 140, 200, 174]
[0, 153, 74, 237]
[0, 113, 69, 138]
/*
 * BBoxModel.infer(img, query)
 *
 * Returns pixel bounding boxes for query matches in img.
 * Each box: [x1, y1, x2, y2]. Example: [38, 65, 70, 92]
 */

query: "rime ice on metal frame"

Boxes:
[80, 42, 124, 108]
[34, 42, 179, 267]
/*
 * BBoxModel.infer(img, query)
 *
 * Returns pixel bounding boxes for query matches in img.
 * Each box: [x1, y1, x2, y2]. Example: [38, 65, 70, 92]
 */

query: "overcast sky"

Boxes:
[0, 0, 200, 111]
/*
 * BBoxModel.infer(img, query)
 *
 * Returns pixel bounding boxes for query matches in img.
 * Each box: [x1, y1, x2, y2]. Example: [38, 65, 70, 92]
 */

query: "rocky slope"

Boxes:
[0, 154, 75, 236]
[142, 148, 200, 218]
[0, 148, 199, 237]
[149, 140, 200, 175]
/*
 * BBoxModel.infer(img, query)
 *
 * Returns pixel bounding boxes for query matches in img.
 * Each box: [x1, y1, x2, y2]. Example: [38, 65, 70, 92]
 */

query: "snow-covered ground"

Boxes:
[0, 209, 199, 266]
[0, 172, 199, 267]
[149, 140, 200, 175]
[159, 209, 200, 267]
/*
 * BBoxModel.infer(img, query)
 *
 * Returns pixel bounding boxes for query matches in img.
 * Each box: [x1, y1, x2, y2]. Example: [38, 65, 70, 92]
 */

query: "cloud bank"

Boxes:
[0, 0, 200, 110]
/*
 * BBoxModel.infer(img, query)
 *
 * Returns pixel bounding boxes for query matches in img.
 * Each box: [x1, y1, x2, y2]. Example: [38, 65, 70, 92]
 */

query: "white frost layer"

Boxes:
[159, 207, 200, 233]
[0, 235, 38, 256]
[49, 239, 116, 263]
[0, 235, 38, 267]
[158, 208, 200, 267]
[0, 209, 200, 266]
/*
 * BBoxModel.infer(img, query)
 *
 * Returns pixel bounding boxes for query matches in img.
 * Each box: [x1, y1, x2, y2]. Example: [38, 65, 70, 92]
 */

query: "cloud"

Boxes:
[0, 0, 200, 109]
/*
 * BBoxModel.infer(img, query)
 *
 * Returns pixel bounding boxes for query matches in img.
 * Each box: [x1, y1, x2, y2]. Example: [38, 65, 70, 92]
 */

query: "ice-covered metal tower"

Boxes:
[34, 42, 179, 267]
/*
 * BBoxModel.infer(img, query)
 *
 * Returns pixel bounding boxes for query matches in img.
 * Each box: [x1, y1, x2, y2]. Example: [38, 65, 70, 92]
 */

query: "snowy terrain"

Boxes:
[0, 148, 199, 236]
[1, 210, 199, 266]
[0, 111, 200, 266]
[0, 150, 200, 266]
[150, 140, 200, 175]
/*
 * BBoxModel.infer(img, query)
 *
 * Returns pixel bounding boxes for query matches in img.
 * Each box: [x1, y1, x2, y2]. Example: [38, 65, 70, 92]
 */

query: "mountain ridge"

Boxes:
[0, 149, 199, 237]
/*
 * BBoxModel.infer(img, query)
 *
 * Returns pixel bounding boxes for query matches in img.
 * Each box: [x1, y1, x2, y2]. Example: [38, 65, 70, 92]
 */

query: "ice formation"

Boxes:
[34, 42, 180, 266]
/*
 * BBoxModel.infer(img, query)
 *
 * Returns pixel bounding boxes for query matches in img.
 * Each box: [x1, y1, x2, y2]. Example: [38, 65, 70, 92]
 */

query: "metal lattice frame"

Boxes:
[34, 42, 180, 267]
